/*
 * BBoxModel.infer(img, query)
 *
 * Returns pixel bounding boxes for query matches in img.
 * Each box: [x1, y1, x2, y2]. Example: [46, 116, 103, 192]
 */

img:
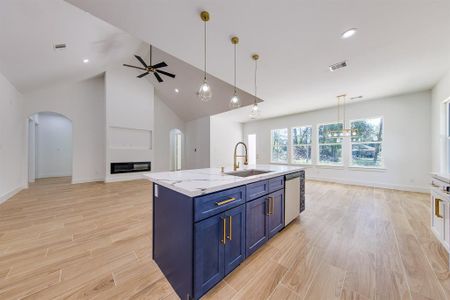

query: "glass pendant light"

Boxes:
[198, 11, 212, 102]
[249, 54, 260, 119]
[229, 36, 241, 108]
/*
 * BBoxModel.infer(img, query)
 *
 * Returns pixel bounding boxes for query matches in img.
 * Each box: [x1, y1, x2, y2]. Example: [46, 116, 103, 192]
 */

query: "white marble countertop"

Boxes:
[143, 164, 304, 197]
[431, 172, 450, 184]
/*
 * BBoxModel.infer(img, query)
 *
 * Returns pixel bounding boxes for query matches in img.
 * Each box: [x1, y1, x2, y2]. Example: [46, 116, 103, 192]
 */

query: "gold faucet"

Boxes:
[233, 142, 248, 171]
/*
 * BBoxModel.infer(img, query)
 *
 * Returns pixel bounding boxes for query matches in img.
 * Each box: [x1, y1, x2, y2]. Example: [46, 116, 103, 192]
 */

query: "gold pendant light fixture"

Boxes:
[249, 54, 260, 119]
[327, 94, 357, 138]
[198, 11, 212, 102]
[229, 36, 241, 108]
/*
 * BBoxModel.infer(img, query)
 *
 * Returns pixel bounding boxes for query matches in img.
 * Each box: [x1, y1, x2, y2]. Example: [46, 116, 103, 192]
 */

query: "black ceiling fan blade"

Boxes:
[154, 72, 163, 83]
[137, 72, 150, 78]
[151, 62, 168, 69]
[156, 69, 176, 78]
[134, 55, 148, 68]
[123, 64, 146, 71]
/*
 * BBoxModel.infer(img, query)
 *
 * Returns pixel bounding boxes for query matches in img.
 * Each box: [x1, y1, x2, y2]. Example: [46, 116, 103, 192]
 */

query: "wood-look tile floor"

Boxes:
[0, 178, 449, 299]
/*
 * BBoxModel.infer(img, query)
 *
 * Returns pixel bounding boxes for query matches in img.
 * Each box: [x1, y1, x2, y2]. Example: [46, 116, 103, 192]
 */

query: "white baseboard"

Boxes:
[0, 185, 26, 205]
[104, 173, 146, 183]
[307, 176, 429, 194]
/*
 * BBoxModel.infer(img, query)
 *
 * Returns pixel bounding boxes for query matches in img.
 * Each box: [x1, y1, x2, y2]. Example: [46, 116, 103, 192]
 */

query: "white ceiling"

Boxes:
[0, 0, 142, 93]
[66, 0, 450, 122]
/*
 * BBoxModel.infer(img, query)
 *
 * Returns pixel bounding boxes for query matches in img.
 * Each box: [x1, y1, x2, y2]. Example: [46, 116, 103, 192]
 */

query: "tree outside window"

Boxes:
[318, 123, 343, 165]
[350, 117, 383, 167]
[291, 126, 312, 164]
[271, 128, 288, 163]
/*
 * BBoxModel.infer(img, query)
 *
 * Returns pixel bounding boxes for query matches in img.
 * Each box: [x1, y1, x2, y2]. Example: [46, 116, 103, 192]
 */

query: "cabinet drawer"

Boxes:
[246, 180, 269, 201]
[194, 186, 245, 222]
[268, 176, 284, 193]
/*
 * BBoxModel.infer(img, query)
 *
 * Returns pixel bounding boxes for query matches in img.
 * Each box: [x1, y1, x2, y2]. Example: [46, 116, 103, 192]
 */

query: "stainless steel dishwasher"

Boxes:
[285, 172, 301, 226]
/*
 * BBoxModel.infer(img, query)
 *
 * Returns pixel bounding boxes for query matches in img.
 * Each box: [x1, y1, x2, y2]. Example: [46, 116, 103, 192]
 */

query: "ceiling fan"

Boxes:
[123, 45, 176, 83]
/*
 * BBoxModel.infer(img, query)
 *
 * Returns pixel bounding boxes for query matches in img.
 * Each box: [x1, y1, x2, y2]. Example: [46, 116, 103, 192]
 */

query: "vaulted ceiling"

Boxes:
[66, 0, 450, 122]
[0, 0, 141, 92]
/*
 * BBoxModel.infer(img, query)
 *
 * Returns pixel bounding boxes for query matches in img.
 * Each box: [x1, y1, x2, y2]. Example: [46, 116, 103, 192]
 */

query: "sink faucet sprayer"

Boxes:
[233, 142, 248, 171]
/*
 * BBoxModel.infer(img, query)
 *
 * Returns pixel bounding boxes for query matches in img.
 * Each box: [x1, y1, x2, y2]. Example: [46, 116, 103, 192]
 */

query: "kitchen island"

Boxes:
[144, 165, 305, 300]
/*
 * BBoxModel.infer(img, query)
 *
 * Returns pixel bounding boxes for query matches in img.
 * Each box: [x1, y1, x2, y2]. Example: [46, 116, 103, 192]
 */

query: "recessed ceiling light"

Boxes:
[174, 88, 179, 93]
[83, 59, 89, 63]
[341, 28, 357, 39]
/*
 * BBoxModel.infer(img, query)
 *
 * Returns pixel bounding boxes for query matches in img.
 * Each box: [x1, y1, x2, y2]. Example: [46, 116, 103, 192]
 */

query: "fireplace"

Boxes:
[110, 162, 151, 174]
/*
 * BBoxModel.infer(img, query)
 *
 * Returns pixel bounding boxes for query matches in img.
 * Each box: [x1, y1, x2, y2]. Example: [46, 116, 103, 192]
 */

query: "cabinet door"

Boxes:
[246, 196, 269, 257]
[224, 205, 246, 275]
[268, 189, 284, 239]
[194, 213, 226, 297]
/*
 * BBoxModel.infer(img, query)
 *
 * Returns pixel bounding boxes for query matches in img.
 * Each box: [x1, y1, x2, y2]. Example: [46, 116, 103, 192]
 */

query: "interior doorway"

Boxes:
[27, 112, 73, 185]
[170, 128, 184, 171]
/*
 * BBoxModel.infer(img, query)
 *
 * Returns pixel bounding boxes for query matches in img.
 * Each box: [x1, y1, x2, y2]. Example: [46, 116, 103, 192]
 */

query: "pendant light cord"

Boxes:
[254, 59, 258, 104]
[234, 43, 237, 94]
[204, 21, 207, 81]
[150, 45, 152, 66]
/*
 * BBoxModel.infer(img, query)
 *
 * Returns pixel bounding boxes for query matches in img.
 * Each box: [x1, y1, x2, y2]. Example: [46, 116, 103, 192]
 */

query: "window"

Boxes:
[318, 123, 343, 165]
[350, 117, 383, 168]
[248, 134, 256, 165]
[271, 128, 288, 163]
[291, 126, 312, 164]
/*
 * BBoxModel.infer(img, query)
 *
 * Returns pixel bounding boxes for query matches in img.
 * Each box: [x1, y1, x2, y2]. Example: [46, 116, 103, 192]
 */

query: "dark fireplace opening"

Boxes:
[111, 162, 151, 174]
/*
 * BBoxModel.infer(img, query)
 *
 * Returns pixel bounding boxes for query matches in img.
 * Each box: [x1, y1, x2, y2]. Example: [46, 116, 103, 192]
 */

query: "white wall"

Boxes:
[153, 94, 185, 172]
[105, 66, 154, 181]
[210, 115, 243, 168]
[24, 76, 106, 184]
[431, 69, 450, 173]
[185, 116, 210, 169]
[0, 71, 25, 204]
[243, 91, 432, 192]
[35, 112, 72, 178]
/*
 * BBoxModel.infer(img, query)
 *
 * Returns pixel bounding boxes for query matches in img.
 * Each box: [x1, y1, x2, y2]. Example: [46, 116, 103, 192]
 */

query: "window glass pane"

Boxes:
[352, 143, 383, 167]
[292, 145, 312, 164]
[271, 128, 288, 163]
[351, 117, 383, 143]
[292, 126, 312, 145]
[319, 145, 342, 165]
[319, 123, 343, 143]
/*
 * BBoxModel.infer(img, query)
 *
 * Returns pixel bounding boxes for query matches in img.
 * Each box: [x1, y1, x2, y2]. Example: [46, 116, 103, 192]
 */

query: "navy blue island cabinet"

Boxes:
[152, 173, 299, 300]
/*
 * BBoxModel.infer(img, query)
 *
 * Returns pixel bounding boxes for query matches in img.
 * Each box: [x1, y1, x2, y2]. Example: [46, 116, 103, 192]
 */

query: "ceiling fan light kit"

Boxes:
[123, 44, 176, 83]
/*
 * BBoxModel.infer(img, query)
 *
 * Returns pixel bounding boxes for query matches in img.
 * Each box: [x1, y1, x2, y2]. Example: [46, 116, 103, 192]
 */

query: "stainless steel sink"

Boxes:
[225, 169, 272, 177]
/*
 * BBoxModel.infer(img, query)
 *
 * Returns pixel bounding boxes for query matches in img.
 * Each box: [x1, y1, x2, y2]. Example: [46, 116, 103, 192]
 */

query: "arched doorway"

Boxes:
[27, 112, 73, 185]
[169, 128, 184, 171]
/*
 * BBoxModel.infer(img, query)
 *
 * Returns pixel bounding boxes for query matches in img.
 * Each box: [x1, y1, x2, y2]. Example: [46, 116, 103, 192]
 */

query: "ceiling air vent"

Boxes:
[329, 60, 347, 72]
[54, 43, 67, 50]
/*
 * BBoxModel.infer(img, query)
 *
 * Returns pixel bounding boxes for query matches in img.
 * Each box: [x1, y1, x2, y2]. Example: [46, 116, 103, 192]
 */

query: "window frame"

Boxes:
[317, 122, 344, 166]
[349, 116, 384, 169]
[290, 125, 313, 165]
[270, 128, 289, 164]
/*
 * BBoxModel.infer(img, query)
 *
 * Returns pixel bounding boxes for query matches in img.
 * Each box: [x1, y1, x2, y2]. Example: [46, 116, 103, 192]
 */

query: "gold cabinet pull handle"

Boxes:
[216, 197, 236, 206]
[271, 197, 274, 215]
[267, 196, 273, 215]
[227, 216, 232, 240]
[266, 198, 270, 216]
[435, 198, 443, 218]
[221, 218, 227, 244]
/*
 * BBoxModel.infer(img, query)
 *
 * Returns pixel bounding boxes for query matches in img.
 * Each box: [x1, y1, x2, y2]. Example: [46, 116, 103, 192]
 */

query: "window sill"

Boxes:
[269, 161, 290, 165]
[315, 164, 345, 170]
[291, 163, 314, 168]
[348, 166, 387, 172]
